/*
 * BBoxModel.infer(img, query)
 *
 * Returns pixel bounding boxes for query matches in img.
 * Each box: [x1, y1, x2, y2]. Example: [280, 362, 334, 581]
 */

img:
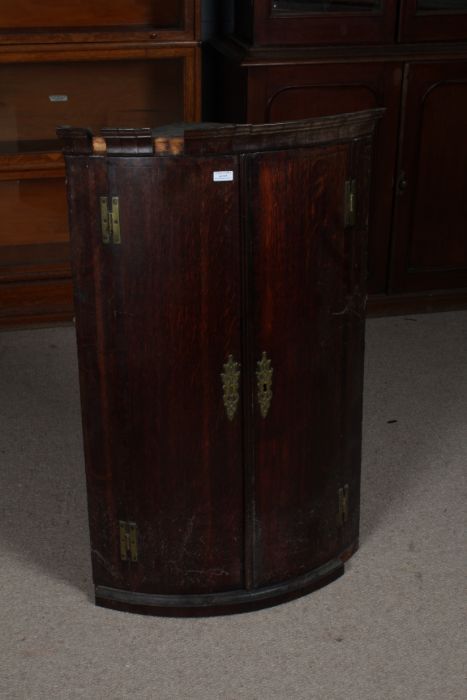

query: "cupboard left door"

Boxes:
[67, 154, 245, 596]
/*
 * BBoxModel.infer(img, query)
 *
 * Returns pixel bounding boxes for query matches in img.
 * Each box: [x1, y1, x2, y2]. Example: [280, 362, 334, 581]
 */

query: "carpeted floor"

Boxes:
[0, 312, 466, 700]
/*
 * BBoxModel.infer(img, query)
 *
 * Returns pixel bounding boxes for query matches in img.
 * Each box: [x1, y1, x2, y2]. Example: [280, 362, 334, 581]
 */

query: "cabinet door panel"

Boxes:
[399, 0, 467, 42]
[247, 62, 401, 295]
[0, 0, 198, 42]
[0, 59, 185, 151]
[70, 155, 244, 595]
[65, 156, 125, 590]
[0, 1, 183, 30]
[111, 156, 244, 594]
[391, 62, 467, 293]
[247, 144, 361, 587]
[238, 0, 398, 45]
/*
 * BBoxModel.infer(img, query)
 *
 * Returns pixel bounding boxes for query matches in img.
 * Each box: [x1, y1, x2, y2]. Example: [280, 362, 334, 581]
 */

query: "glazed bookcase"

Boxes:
[0, 1, 201, 326]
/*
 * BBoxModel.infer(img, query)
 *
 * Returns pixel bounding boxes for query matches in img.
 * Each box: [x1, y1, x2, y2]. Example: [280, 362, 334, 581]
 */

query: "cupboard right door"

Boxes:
[399, 0, 467, 42]
[244, 61, 401, 296]
[245, 140, 369, 588]
[390, 61, 467, 293]
[246, 0, 398, 46]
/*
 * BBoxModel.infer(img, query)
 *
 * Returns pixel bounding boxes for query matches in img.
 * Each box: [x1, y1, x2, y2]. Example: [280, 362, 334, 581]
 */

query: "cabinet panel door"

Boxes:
[0, 0, 198, 42]
[246, 143, 366, 587]
[68, 155, 244, 595]
[391, 62, 467, 293]
[399, 0, 467, 42]
[246, 62, 401, 295]
[0, 58, 185, 152]
[64, 156, 124, 591]
[242, 0, 398, 45]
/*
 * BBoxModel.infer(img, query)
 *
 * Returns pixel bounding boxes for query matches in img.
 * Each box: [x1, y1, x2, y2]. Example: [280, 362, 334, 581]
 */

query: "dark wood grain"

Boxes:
[367, 289, 467, 316]
[234, 0, 399, 45]
[0, 0, 183, 29]
[61, 111, 380, 614]
[94, 557, 345, 616]
[0, 40, 201, 327]
[245, 143, 364, 586]
[0, 278, 72, 326]
[207, 28, 467, 306]
[399, 0, 467, 42]
[237, 61, 401, 295]
[390, 61, 467, 293]
[0, 57, 185, 147]
[0, 0, 200, 43]
[110, 155, 244, 594]
[65, 156, 125, 589]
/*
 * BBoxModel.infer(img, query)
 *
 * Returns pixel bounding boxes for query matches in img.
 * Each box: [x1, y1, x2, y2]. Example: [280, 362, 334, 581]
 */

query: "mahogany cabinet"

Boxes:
[0, 1, 199, 44]
[0, 2, 201, 327]
[60, 110, 381, 616]
[400, 0, 467, 42]
[234, 0, 399, 46]
[209, 0, 467, 313]
[391, 60, 467, 293]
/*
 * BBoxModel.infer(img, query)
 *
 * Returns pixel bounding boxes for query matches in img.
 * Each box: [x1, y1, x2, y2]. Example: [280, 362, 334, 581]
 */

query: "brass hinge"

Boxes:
[344, 179, 357, 227]
[337, 484, 350, 527]
[100, 196, 121, 244]
[119, 520, 138, 562]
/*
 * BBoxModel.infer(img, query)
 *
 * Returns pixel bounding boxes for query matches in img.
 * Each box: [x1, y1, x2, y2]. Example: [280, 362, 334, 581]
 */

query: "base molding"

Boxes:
[367, 290, 467, 317]
[95, 557, 346, 617]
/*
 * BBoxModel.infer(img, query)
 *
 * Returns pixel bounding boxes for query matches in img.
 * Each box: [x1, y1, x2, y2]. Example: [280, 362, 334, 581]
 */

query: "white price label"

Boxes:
[49, 95, 68, 102]
[213, 171, 234, 182]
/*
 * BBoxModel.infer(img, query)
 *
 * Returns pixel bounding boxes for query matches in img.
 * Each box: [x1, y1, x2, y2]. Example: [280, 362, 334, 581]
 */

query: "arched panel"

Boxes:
[391, 62, 467, 293]
[268, 84, 379, 123]
[409, 80, 467, 270]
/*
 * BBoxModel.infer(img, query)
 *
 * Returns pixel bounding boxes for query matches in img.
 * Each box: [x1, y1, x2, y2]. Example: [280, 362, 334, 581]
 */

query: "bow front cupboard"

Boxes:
[60, 111, 381, 615]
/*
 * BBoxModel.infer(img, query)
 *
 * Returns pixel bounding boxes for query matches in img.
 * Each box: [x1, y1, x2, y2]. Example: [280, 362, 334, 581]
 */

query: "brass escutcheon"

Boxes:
[221, 354, 241, 421]
[256, 351, 273, 418]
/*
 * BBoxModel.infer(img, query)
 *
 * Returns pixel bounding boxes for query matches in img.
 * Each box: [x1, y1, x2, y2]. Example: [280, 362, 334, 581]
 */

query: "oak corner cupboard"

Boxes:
[60, 110, 382, 616]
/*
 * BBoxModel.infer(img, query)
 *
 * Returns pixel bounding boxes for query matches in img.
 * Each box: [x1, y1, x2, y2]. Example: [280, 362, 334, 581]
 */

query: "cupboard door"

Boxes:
[391, 62, 467, 293]
[399, 0, 467, 42]
[246, 143, 365, 587]
[246, 62, 401, 294]
[69, 155, 244, 595]
[237, 0, 398, 46]
[0, 0, 199, 42]
[0, 57, 187, 152]
[65, 156, 124, 591]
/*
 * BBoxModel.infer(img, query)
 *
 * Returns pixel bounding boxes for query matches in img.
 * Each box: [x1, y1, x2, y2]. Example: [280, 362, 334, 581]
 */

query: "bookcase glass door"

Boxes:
[416, 1, 467, 8]
[401, 0, 467, 41]
[272, 0, 382, 13]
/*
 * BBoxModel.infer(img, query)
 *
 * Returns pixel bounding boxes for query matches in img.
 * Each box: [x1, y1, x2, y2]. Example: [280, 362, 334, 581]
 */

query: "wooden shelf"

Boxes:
[0, 4, 201, 327]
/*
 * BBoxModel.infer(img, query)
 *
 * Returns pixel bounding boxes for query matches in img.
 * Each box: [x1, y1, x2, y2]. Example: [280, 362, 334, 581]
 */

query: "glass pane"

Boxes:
[272, 0, 381, 13]
[0, 0, 183, 30]
[0, 59, 184, 153]
[417, 0, 467, 8]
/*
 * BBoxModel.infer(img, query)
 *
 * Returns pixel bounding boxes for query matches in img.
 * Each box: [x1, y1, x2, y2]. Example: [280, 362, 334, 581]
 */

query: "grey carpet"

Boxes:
[0, 312, 466, 700]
